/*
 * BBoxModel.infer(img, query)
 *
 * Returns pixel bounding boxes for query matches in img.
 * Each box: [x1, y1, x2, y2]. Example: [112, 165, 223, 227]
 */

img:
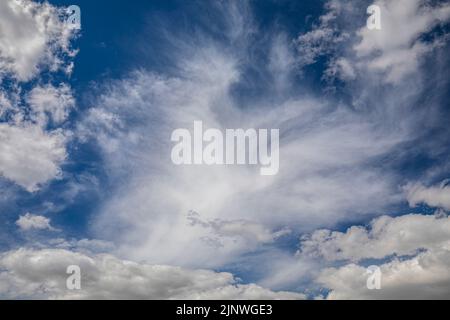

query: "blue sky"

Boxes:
[0, 0, 450, 299]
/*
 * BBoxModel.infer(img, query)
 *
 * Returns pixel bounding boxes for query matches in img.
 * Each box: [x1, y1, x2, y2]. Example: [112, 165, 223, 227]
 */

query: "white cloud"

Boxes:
[0, 0, 78, 82]
[354, 0, 450, 83]
[0, 1, 77, 192]
[324, 57, 356, 81]
[299, 213, 450, 262]
[269, 34, 296, 94]
[405, 180, 450, 211]
[0, 90, 16, 118]
[26, 84, 75, 126]
[83, 61, 405, 269]
[0, 123, 67, 192]
[294, 0, 350, 67]
[0, 0, 448, 300]
[294, 212, 450, 299]
[54, 238, 115, 253]
[0, 248, 305, 300]
[296, 0, 450, 84]
[317, 249, 450, 299]
[15, 213, 55, 231]
[187, 211, 290, 247]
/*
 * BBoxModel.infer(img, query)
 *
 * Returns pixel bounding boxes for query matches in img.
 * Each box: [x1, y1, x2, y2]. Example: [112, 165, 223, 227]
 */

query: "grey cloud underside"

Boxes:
[0, 248, 305, 300]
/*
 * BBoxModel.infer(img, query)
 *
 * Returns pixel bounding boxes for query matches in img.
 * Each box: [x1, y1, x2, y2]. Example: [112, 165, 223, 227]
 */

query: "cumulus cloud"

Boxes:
[317, 249, 450, 299]
[0, 123, 67, 191]
[0, 0, 78, 81]
[0, 1, 77, 192]
[296, 212, 450, 299]
[405, 180, 450, 211]
[0, 248, 305, 300]
[299, 213, 450, 262]
[15, 213, 55, 231]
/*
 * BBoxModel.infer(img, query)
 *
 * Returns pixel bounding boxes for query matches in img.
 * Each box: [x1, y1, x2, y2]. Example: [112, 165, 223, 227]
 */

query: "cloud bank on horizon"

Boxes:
[0, 0, 450, 299]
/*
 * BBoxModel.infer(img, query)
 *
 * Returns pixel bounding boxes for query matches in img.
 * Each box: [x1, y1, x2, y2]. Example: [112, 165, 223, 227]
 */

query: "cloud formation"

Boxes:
[297, 211, 450, 299]
[300, 213, 450, 262]
[62, 4, 447, 297]
[0, 0, 77, 81]
[0, 0, 77, 191]
[1, 0, 449, 300]
[317, 249, 450, 299]
[187, 211, 291, 248]
[405, 180, 450, 211]
[354, 0, 450, 83]
[16, 213, 55, 231]
[0, 248, 305, 300]
[296, 0, 450, 84]
[0, 124, 66, 191]
[26, 84, 75, 126]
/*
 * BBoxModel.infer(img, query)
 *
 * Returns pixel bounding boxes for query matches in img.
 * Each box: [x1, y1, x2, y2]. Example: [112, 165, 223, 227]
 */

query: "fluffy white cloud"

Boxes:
[0, 0, 77, 82]
[0, 123, 67, 192]
[0, 248, 305, 300]
[317, 249, 450, 299]
[295, 212, 450, 299]
[16, 213, 54, 231]
[299, 213, 450, 262]
[0, 1, 77, 192]
[405, 180, 450, 211]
